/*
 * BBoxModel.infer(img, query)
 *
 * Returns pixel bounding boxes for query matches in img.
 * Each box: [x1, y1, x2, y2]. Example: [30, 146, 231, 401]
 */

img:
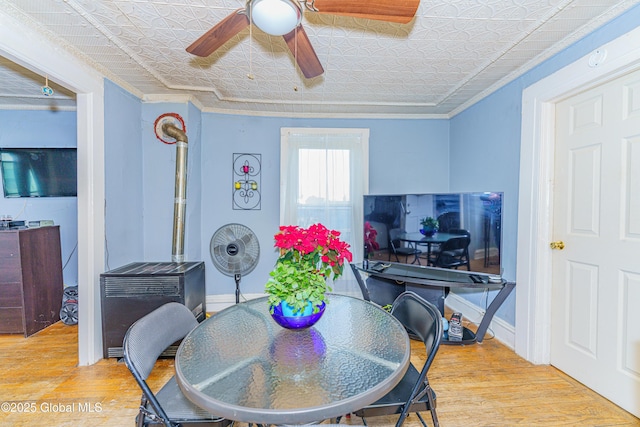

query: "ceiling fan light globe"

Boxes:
[251, 0, 301, 36]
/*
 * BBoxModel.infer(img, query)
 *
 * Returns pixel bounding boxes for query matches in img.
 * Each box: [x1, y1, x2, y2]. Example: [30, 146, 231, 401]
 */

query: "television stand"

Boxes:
[351, 262, 515, 345]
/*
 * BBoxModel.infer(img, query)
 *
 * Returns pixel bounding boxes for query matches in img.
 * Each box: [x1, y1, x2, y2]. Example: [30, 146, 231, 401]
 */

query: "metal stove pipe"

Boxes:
[162, 123, 188, 263]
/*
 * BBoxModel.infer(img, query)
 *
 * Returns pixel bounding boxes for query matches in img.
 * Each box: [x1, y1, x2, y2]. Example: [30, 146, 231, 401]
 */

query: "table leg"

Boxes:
[412, 242, 421, 265]
[419, 243, 432, 266]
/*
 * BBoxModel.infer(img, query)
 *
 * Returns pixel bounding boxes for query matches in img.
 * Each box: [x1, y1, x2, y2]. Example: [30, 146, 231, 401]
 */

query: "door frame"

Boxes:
[0, 11, 106, 365]
[516, 25, 640, 364]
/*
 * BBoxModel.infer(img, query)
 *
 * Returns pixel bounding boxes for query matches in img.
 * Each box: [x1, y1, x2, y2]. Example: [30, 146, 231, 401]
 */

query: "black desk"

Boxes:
[351, 262, 515, 345]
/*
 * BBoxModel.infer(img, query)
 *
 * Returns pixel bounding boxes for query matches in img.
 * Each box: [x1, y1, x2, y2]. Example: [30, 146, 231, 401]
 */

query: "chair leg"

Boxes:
[430, 409, 439, 427]
[415, 412, 429, 427]
[395, 399, 414, 427]
[137, 395, 147, 427]
[426, 387, 439, 427]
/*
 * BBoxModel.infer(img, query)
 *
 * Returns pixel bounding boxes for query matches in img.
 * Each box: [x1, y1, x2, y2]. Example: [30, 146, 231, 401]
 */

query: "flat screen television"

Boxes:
[0, 147, 77, 198]
[364, 192, 503, 274]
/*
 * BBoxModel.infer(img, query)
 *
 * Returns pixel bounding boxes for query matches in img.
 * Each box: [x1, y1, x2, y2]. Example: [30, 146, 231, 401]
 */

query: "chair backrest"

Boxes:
[390, 291, 443, 358]
[124, 302, 198, 380]
[433, 236, 471, 269]
[440, 235, 470, 252]
[389, 228, 405, 250]
[448, 228, 470, 237]
[389, 292, 443, 427]
[436, 212, 460, 233]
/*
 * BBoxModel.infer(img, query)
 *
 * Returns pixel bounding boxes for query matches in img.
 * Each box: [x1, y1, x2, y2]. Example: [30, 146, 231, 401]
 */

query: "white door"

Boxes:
[551, 69, 640, 417]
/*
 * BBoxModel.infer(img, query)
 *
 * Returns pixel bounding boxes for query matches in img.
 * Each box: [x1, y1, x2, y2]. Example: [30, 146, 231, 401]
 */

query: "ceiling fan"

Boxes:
[186, 0, 420, 79]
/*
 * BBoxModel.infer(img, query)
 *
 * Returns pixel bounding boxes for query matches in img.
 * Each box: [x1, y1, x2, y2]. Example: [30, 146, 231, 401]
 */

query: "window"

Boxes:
[280, 128, 369, 276]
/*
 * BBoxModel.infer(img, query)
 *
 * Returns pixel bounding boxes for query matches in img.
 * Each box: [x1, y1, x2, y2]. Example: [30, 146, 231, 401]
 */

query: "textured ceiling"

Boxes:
[1, 0, 638, 117]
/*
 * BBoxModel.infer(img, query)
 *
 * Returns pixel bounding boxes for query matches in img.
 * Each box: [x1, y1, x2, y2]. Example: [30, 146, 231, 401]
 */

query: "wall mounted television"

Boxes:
[0, 148, 77, 198]
[364, 192, 503, 274]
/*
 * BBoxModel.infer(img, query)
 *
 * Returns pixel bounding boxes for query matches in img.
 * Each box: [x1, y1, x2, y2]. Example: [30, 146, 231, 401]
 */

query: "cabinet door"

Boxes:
[0, 233, 22, 283]
[0, 308, 25, 333]
[19, 227, 63, 336]
[0, 232, 25, 333]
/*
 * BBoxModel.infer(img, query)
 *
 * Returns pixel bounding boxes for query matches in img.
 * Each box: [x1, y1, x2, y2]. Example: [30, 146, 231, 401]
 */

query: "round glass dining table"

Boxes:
[175, 293, 411, 425]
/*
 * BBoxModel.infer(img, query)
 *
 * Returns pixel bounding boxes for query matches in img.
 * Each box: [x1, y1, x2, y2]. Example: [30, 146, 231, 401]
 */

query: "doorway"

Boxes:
[551, 68, 640, 415]
[0, 11, 106, 365]
[517, 26, 640, 417]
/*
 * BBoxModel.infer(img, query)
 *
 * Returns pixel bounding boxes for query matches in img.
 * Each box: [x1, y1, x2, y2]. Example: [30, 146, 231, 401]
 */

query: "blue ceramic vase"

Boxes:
[421, 226, 438, 237]
[270, 300, 326, 329]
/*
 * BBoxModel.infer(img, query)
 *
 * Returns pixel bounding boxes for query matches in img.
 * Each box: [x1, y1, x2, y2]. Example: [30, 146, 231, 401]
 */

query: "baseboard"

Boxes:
[445, 293, 515, 349]
[206, 293, 266, 313]
[206, 288, 362, 314]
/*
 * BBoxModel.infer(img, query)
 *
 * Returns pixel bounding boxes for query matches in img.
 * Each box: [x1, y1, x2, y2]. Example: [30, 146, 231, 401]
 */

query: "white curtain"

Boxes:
[280, 128, 369, 296]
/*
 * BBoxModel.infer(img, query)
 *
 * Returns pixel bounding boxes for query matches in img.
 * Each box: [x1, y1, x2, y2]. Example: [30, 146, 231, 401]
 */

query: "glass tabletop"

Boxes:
[175, 293, 410, 425]
[399, 231, 458, 243]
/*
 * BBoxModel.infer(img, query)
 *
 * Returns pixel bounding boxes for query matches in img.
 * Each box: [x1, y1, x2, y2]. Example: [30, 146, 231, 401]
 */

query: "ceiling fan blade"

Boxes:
[283, 25, 324, 79]
[307, 0, 419, 24]
[187, 9, 250, 57]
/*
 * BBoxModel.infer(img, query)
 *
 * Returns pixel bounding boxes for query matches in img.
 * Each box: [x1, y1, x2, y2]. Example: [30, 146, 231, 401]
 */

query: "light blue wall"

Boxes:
[2, 2, 635, 333]
[200, 115, 450, 297]
[104, 79, 144, 270]
[449, 4, 640, 324]
[139, 103, 205, 263]
[367, 119, 450, 194]
[103, 91, 204, 270]
[185, 103, 203, 261]
[0, 109, 78, 286]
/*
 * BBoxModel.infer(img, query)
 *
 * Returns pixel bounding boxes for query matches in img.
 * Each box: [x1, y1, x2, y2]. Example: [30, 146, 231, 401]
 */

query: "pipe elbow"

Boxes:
[162, 123, 188, 143]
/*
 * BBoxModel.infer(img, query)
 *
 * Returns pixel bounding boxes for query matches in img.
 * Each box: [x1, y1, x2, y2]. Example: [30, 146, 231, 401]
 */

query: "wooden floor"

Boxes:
[0, 321, 638, 427]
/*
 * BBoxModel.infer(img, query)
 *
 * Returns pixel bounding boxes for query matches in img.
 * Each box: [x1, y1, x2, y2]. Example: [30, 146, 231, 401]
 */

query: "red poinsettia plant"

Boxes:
[265, 223, 353, 314]
[364, 221, 380, 257]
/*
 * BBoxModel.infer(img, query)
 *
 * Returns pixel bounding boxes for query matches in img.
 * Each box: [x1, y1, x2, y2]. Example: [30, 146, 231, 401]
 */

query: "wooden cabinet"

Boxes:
[0, 226, 64, 336]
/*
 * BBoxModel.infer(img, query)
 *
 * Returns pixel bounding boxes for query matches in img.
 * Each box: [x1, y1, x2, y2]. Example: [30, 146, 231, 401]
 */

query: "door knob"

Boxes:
[550, 241, 565, 250]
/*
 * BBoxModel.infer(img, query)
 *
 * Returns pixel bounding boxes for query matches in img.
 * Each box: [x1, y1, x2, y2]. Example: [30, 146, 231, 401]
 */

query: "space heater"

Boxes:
[100, 261, 205, 358]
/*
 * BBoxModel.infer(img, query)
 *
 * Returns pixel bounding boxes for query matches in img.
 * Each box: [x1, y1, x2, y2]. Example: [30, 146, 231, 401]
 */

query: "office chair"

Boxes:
[123, 302, 232, 427]
[352, 291, 443, 427]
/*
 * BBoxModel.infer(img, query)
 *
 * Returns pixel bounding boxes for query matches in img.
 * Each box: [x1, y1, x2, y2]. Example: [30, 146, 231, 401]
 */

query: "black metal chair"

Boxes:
[448, 229, 472, 268]
[449, 228, 470, 236]
[352, 291, 443, 427]
[389, 228, 422, 264]
[436, 211, 460, 233]
[429, 235, 471, 270]
[123, 302, 232, 427]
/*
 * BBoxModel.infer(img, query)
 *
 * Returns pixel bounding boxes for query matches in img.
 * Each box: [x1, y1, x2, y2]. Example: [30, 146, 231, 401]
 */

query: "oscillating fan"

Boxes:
[210, 223, 260, 303]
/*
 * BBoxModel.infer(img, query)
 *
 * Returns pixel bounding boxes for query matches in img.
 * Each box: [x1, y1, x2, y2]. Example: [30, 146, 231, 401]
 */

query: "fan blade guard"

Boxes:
[210, 224, 260, 277]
